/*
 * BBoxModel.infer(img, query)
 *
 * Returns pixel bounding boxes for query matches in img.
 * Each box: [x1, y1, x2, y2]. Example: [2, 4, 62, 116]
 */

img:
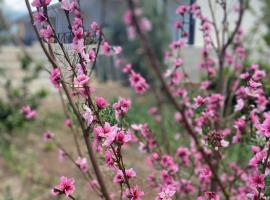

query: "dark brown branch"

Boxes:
[25, 1, 110, 199]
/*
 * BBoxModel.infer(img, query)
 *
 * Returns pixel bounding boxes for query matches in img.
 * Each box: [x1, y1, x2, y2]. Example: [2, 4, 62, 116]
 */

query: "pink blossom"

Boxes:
[102, 42, 111, 56]
[113, 97, 131, 120]
[58, 149, 65, 162]
[95, 96, 108, 109]
[125, 186, 144, 200]
[176, 5, 189, 15]
[115, 130, 132, 145]
[251, 172, 265, 189]
[251, 146, 260, 154]
[33, 12, 47, 25]
[113, 46, 122, 55]
[105, 151, 114, 168]
[75, 157, 88, 173]
[204, 192, 220, 200]
[64, 119, 72, 127]
[140, 18, 152, 32]
[194, 96, 205, 108]
[94, 122, 115, 138]
[171, 71, 182, 85]
[49, 68, 61, 89]
[89, 179, 98, 190]
[71, 39, 85, 53]
[123, 10, 133, 25]
[61, 0, 76, 11]
[90, 21, 100, 33]
[83, 105, 94, 126]
[179, 179, 195, 194]
[234, 98, 244, 112]
[236, 47, 246, 60]
[26, 110, 37, 119]
[160, 155, 179, 173]
[52, 176, 75, 197]
[127, 26, 136, 40]
[240, 72, 250, 80]
[174, 58, 183, 67]
[249, 150, 266, 167]
[32, 0, 52, 8]
[176, 147, 190, 166]
[234, 117, 245, 132]
[260, 115, 270, 137]
[103, 129, 118, 147]
[74, 74, 89, 87]
[221, 139, 229, 147]
[126, 168, 137, 178]
[199, 168, 212, 180]
[257, 95, 268, 111]
[170, 39, 186, 50]
[40, 25, 53, 42]
[129, 71, 141, 86]
[75, 63, 85, 76]
[43, 131, 54, 141]
[113, 168, 136, 184]
[200, 81, 211, 89]
[122, 64, 133, 74]
[21, 106, 37, 120]
[156, 187, 176, 200]
[89, 49, 96, 62]
[174, 21, 182, 29]
[148, 107, 158, 115]
[248, 79, 262, 89]
[128, 71, 149, 94]
[118, 97, 131, 113]
[174, 112, 182, 122]
[253, 69, 266, 81]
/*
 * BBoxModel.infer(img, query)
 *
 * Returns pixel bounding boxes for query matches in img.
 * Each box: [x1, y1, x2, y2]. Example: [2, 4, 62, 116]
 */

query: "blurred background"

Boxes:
[0, 0, 269, 199]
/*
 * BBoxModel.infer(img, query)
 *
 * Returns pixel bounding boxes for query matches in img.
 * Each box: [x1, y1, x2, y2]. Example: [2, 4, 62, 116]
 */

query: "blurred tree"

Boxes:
[0, 0, 7, 31]
[0, 0, 10, 45]
[110, 0, 170, 82]
[261, 0, 270, 47]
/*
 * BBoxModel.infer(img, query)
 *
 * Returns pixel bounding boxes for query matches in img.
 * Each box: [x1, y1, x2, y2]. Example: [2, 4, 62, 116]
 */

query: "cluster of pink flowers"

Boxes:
[122, 64, 149, 94]
[123, 8, 152, 40]
[21, 105, 37, 120]
[52, 176, 75, 197]
[113, 97, 132, 120]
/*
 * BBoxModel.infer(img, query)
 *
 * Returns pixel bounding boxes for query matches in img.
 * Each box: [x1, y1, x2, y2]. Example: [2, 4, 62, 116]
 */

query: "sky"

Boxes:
[3, 0, 58, 12]
[4, 0, 27, 12]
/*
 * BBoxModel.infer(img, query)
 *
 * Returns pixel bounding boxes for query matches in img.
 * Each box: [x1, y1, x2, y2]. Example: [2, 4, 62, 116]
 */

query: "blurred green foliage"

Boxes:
[0, 52, 47, 156]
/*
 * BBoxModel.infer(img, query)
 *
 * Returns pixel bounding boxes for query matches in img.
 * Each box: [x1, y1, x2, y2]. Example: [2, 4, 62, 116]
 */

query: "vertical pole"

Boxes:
[188, 0, 196, 45]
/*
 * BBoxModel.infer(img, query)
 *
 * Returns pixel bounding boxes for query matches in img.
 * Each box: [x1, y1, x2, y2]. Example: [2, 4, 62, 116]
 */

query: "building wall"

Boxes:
[46, 0, 195, 43]
[14, 17, 36, 45]
[167, 0, 195, 43]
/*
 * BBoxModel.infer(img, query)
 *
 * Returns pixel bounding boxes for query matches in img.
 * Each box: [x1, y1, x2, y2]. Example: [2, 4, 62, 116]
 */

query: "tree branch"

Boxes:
[127, 0, 229, 199]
